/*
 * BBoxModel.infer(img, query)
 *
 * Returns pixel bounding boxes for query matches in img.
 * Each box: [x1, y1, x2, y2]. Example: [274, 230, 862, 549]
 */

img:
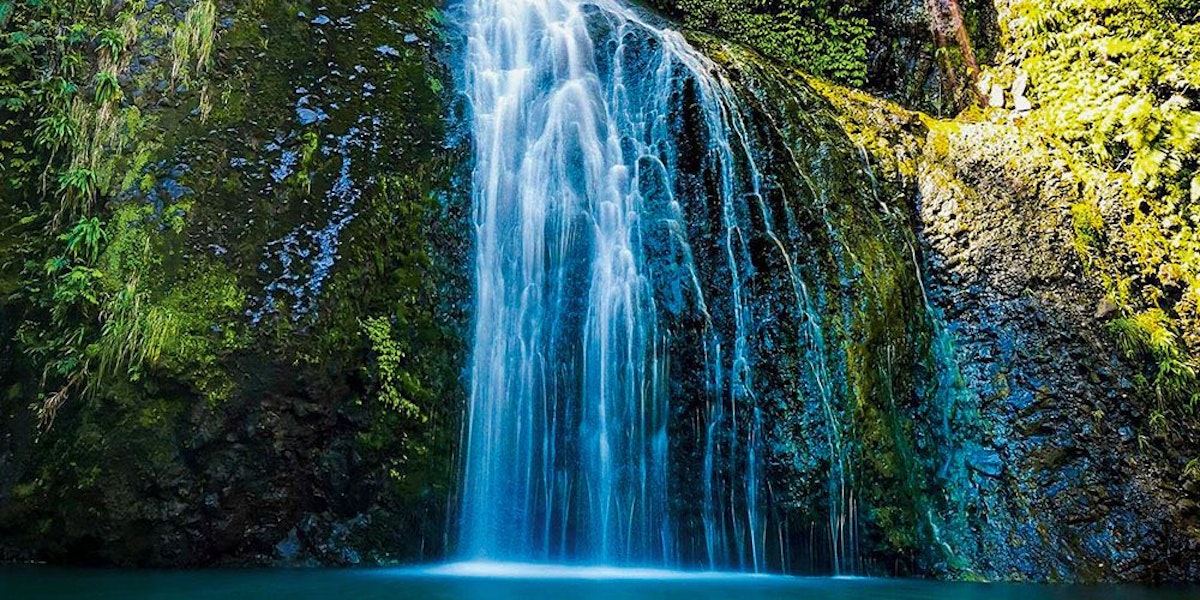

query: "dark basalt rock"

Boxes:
[704, 39, 1200, 583]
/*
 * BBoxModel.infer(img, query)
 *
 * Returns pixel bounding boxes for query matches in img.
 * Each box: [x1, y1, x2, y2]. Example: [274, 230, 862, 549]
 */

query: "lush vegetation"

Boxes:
[647, 0, 874, 85]
[0, 0, 231, 428]
[0, 0, 464, 565]
[979, 0, 1200, 410]
[646, 0, 992, 110]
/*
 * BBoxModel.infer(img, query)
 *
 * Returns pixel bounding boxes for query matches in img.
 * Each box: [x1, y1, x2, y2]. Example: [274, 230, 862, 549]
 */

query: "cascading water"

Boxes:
[459, 0, 671, 564]
[458, 0, 768, 569]
[457, 0, 867, 573]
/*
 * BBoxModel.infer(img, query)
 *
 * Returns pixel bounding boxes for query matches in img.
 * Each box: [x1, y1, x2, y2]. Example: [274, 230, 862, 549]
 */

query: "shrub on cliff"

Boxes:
[984, 0, 1200, 406]
[648, 0, 874, 86]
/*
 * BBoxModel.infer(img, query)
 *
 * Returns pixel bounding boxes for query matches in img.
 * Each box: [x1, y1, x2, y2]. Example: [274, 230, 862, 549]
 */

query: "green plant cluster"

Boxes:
[1, 0, 463, 563]
[0, 0, 232, 427]
[983, 0, 1200, 407]
[651, 0, 874, 86]
[362, 315, 424, 421]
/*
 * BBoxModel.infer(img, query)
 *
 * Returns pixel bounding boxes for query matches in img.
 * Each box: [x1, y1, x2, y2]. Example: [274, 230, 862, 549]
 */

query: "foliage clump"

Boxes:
[652, 0, 874, 86]
[983, 0, 1200, 407]
[362, 315, 424, 420]
[1, 0, 228, 426]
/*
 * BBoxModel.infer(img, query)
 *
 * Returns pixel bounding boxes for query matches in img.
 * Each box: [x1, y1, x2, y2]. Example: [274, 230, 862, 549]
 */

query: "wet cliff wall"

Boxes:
[0, 0, 469, 566]
[717, 46, 1200, 580]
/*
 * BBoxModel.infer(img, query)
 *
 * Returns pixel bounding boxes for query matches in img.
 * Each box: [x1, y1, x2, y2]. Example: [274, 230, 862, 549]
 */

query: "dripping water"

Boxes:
[457, 0, 865, 573]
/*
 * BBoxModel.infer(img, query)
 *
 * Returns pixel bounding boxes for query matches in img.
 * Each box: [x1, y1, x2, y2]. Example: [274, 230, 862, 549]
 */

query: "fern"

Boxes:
[61, 216, 107, 263]
[58, 166, 97, 198]
[95, 27, 125, 58]
[93, 70, 121, 104]
[34, 111, 77, 151]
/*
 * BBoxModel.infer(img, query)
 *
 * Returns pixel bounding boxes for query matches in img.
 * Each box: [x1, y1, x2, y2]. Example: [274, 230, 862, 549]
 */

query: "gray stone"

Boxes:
[1012, 71, 1029, 99]
[989, 83, 1006, 109]
[1095, 298, 1119, 319]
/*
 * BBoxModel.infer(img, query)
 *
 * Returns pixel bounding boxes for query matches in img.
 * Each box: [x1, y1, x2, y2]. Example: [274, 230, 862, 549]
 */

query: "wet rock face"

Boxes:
[0, 0, 469, 567]
[916, 125, 1200, 582]
[707, 41, 1200, 582]
[685, 39, 945, 576]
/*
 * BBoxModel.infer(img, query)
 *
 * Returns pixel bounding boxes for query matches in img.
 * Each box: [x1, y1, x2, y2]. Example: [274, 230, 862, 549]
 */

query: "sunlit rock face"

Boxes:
[913, 124, 1200, 582]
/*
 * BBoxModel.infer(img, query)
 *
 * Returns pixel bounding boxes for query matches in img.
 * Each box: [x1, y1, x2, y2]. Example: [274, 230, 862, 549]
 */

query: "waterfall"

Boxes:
[458, 0, 821, 571]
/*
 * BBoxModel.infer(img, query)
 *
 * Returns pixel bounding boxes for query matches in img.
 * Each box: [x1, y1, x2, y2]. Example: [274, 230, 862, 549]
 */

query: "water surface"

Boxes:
[2, 564, 1196, 600]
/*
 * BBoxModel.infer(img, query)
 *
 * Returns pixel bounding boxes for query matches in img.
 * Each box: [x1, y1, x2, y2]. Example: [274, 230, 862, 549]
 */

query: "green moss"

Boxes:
[1070, 201, 1106, 263]
[156, 263, 248, 402]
